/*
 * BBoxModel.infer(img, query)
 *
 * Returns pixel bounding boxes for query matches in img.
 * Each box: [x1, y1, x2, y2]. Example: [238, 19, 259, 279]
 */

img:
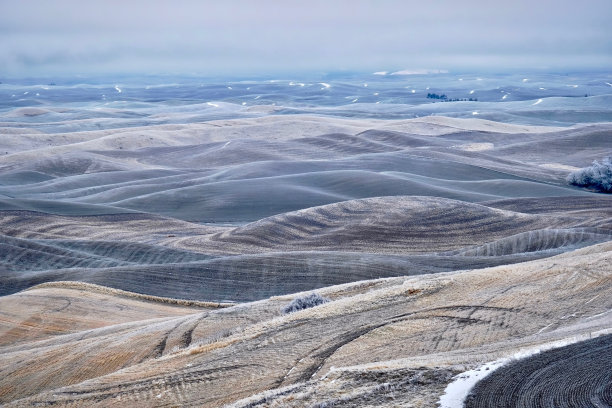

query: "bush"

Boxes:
[566, 156, 612, 193]
[282, 292, 330, 314]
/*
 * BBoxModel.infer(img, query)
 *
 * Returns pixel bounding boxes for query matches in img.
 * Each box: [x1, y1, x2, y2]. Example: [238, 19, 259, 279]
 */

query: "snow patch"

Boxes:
[586, 310, 611, 320]
[538, 163, 579, 171]
[455, 142, 494, 151]
[585, 294, 600, 304]
[537, 323, 554, 334]
[438, 360, 506, 408]
[391, 69, 449, 75]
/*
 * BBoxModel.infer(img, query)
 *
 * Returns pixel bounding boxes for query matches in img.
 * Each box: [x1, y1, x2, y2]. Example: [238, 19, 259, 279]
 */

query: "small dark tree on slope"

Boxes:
[282, 292, 330, 314]
[567, 156, 612, 193]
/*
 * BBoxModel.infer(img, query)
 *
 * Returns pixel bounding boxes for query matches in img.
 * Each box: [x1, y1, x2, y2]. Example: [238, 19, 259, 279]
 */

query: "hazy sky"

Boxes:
[1, 0, 611, 77]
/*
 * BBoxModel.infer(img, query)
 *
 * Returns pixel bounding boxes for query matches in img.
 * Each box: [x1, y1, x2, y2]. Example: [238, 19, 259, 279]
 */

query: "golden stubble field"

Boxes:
[1, 241, 609, 407]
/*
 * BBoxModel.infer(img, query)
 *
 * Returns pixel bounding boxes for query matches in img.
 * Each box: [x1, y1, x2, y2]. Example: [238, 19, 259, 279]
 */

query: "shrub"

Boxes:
[282, 292, 330, 314]
[566, 156, 612, 193]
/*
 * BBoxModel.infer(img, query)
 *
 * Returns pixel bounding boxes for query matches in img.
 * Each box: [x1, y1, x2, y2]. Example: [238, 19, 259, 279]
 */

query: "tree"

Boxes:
[567, 156, 612, 193]
[282, 292, 330, 314]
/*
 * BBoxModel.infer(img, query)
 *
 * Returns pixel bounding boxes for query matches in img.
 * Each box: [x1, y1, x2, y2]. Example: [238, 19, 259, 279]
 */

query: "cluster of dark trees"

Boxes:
[427, 93, 477, 102]
[427, 93, 447, 99]
[447, 97, 478, 102]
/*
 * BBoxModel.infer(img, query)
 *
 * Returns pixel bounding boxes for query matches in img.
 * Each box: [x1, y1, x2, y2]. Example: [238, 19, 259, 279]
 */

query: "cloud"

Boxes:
[1, 0, 610, 76]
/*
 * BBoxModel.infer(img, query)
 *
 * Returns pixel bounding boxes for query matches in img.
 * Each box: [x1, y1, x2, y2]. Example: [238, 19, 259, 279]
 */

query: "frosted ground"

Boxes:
[2, 71, 612, 131]
[0, 71, 610, 407]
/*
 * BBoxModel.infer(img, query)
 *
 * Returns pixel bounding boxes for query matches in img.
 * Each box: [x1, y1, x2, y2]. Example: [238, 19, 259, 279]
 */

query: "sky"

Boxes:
[1, 0, 611, 77]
